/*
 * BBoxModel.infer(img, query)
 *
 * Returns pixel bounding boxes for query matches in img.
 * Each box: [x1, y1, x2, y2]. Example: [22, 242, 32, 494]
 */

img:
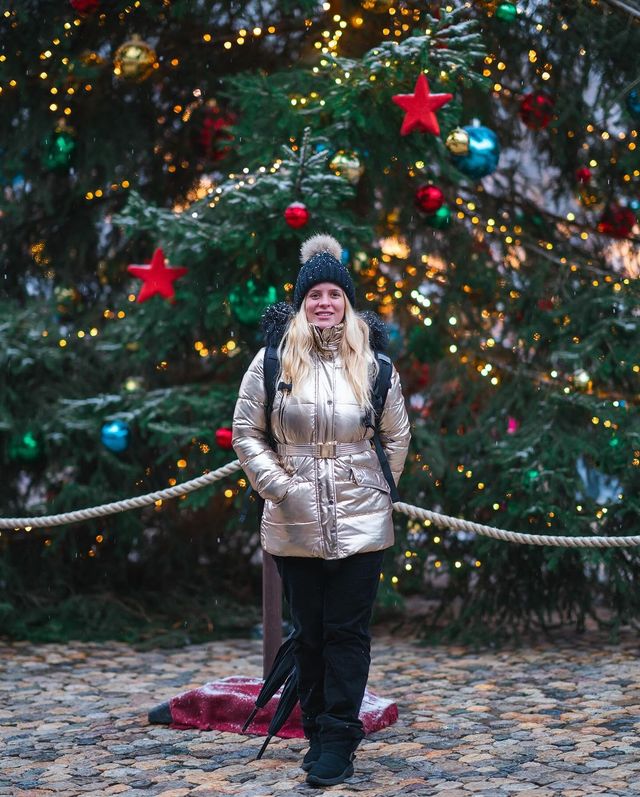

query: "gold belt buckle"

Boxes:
[316, 442, 336, 458]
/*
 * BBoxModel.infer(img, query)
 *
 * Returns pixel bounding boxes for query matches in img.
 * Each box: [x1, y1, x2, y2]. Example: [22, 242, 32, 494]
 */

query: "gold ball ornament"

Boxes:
[445, 127, 470, 156]
[114, 35, 157, 81]
[360, 0, 394, 11]
[329, 150, 365, 185]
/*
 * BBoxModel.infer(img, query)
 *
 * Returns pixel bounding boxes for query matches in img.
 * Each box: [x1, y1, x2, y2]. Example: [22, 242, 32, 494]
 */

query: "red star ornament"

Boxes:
[127, 248, 188, 303]
[392, 74, 453, 136]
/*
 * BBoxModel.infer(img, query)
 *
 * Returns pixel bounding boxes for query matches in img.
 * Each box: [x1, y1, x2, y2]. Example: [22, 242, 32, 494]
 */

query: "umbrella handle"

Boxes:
[242, 707, 259, 733]
[256, 734, 273, 760]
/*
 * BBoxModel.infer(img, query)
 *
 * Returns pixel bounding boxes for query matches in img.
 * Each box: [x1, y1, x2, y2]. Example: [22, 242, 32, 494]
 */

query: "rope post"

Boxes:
[262, 551, 282, 678]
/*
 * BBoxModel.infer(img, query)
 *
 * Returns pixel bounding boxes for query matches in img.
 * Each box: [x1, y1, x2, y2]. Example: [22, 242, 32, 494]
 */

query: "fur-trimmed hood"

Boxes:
[260, 301, 389, 351]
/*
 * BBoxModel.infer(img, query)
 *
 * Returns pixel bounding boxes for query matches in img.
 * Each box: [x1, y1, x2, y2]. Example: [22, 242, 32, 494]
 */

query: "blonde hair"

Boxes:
[278, 294, 379, 412]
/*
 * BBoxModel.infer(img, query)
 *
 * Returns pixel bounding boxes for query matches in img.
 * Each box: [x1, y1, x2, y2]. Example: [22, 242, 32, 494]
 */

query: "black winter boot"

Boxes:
[301, 731, 321, 772]
[305, 738, 358, 787]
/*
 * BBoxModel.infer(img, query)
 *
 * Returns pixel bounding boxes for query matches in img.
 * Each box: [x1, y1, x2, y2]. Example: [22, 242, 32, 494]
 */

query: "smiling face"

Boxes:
[304, 282, 346, 329]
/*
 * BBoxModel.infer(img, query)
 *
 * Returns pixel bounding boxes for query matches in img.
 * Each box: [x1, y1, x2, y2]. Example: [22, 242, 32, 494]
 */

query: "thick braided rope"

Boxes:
[393, 502, 640, 548]
[1, 459, 637, 547]
[0, 460, 243, 529]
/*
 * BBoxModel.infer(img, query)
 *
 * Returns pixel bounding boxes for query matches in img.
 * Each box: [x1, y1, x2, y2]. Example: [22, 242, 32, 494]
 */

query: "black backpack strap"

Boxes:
[239, 346, 280, 526]
[263, 345, 280, 449]
[370, 352, 400, 503]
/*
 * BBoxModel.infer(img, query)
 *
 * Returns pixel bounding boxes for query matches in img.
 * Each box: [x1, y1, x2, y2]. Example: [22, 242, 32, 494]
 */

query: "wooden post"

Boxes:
[262, 550, 283, 678]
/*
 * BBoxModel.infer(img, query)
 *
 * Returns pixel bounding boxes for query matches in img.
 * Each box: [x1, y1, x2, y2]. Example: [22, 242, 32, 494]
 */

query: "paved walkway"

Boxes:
[2, 631, 640, 797]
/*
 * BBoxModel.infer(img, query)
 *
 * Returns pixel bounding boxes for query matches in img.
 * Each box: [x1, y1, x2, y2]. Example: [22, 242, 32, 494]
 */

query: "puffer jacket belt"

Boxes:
[276, 440, 372, 459]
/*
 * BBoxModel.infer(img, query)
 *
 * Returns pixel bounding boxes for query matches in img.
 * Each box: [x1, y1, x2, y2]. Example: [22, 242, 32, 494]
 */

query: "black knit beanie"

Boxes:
[293, 234, 356, 310]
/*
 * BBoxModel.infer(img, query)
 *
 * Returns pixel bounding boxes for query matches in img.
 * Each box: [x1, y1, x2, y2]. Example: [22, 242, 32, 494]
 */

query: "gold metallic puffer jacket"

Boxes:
[232, 324, 411, 559]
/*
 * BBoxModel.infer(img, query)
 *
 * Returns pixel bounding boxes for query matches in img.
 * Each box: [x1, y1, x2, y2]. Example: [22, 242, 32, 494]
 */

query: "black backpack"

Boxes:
[262, 345, 400, 502]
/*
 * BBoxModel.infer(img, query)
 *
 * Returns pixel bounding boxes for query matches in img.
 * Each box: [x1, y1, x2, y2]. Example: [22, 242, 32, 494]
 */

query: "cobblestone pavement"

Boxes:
[2, 631, 640, 797]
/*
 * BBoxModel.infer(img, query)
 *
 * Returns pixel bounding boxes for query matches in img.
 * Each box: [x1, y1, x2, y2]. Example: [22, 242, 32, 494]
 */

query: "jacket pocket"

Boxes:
[349, 465, 391, 494]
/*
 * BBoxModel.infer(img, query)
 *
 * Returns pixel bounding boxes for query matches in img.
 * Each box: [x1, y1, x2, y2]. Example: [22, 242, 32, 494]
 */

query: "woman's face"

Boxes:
[304, 282, 346, 329]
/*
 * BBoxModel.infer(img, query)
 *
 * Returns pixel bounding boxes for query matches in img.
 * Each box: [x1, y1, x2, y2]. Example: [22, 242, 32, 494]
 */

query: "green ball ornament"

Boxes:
[424, 204, 451, 229]
[495, 2, 518, 22]
[328, 150, 364, 185]
[42, 127, 76, 170]
[229, 279, 277, 325]
[8, 431, 41, 462]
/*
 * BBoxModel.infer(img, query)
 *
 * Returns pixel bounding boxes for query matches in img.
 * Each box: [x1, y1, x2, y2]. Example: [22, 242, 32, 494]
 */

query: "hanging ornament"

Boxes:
[328, 150, 364, 185]
[415, 185, 445, 214]
[519, 91, 555, 130]
[452, 125, 500, 179]
[284, 202, 310, 228]
[625, 88, 640, 119]
[229, 279, 278, 325]
[70, 0, 100, 11]
[597, 203, 636, 239]
[41, 123, 76, 171]
[575, 167, 592, 184]
[506, 417, 520, 435]
[215, 427, 234, 450]
[101, 420, 130, 453]
[360, 0, 394, 11]
[196, 100, 236, 162]
[8, 431, 42, 462]
[127, 248, 188, 303]
[424, 204, 451, 229]
[114, 35, 157, 81]
[392, 74, 453, 136]
[495, 2, 518, 22]
[445, 127, 470, 156]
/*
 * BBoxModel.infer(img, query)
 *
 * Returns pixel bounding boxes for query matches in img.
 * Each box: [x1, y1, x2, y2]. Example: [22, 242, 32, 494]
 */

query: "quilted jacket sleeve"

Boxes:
[232, 347, 293, 504]
[378, 365, 411, 485]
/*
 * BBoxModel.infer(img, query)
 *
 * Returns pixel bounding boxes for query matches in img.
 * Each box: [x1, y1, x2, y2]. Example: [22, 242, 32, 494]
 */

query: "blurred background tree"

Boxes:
[1, 0, 639, 643]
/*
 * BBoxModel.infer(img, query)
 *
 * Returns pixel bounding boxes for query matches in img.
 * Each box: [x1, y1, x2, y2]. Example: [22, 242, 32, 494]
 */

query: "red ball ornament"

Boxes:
[215, 427, 233, 450]
[597, 204, 636, 239]
[415, 185, 445, 214]
[519, 91, 554, 130]
[198, 101, 236, 162]
[575, 167, 592, 184]
[284, 202, 310, 229]
[70, 0, 99, 11]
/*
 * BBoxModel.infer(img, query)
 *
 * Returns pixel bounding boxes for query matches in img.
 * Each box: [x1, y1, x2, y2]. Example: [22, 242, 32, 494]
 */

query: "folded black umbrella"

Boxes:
[255, 668, 299, 760]
[242, 632, 297, 733]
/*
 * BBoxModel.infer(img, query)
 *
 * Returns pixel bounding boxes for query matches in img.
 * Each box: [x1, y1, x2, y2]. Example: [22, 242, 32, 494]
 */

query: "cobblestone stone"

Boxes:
[3, 632, 640, 795]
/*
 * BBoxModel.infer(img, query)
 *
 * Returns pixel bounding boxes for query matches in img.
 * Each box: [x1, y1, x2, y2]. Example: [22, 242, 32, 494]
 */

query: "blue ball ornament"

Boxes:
[626, 88, 640, 119]
[453, 125, 500, 179]
[101, 420, 131, 453]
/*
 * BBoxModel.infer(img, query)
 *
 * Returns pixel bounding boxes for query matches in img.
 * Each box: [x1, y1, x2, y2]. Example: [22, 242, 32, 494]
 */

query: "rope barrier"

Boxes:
[1, 459, 637, 548]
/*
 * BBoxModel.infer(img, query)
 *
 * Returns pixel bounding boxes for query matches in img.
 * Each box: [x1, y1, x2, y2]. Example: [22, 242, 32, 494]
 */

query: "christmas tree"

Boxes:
[1, 0, 639, 640]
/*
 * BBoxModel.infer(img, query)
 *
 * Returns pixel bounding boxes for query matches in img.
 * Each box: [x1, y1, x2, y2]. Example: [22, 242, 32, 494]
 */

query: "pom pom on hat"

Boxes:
[300, 234, 342, 265]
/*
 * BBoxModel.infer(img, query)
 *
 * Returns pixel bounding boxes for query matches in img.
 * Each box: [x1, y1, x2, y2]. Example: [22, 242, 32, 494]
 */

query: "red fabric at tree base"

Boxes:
[167, 676, 398, 737]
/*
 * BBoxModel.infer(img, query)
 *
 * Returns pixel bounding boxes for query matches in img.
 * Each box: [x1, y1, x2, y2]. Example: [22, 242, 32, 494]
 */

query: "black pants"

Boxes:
[273, 549, 385, 744]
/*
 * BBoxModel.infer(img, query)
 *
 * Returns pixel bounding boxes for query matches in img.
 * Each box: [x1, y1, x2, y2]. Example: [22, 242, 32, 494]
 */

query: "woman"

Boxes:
[232, 234, 411, 787]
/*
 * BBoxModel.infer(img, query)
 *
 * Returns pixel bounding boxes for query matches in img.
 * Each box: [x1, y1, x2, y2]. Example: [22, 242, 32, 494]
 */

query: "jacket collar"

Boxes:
[311, 322, 344, 357]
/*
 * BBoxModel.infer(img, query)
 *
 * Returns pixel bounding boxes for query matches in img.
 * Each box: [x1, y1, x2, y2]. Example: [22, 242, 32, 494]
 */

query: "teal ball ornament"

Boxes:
[101, 420, 130, 453]
[8, 431, 42, 462]
[453, 125, 500, 179]
[424, 204, 451, 229]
